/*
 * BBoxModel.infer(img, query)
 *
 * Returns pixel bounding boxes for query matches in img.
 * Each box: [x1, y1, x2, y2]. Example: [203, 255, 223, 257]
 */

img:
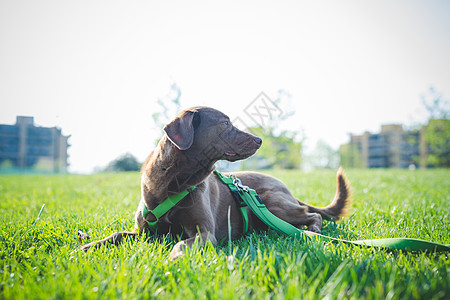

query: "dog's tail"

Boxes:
[299, 167, 352, 221]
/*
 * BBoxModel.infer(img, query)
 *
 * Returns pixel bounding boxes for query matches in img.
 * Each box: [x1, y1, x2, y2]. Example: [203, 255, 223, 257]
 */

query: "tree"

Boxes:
[241, 126, 302, 169]
[151, 83, 182, 145]
[421, 87, 450, 167]
[422, 87, 449, 120]
[240, 90, 303, 170]
[339, 143, 364, 169]
[304, 140, 340, 170]
[423, 119, 450, 167]
[104, 153, 141, 172]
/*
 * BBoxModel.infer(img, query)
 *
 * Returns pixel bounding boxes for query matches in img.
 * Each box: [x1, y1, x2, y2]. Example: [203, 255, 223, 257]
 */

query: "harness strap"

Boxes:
[142, 186, 197, 230]
[214, 170, 450, 253]
[214, 170, 249, 233]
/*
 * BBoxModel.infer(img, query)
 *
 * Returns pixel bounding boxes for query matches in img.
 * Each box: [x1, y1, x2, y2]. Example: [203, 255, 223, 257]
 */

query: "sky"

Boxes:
[1, 0, 449, 173]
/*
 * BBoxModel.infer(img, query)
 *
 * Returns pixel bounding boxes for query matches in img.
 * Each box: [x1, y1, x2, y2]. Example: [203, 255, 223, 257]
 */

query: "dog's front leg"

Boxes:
[170, 230, 217, 261]
[79, 230, 139, 251]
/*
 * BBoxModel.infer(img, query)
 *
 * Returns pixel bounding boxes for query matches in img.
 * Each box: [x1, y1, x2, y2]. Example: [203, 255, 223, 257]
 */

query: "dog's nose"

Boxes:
[254, 137, 262, 147]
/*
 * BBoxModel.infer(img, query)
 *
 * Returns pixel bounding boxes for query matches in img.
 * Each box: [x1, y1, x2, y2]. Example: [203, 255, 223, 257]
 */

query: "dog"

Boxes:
[80, 106, 351, 260]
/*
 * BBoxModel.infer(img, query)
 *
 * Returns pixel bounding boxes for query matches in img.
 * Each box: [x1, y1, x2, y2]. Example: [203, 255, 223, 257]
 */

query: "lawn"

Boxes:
[0, 169, 449, 299]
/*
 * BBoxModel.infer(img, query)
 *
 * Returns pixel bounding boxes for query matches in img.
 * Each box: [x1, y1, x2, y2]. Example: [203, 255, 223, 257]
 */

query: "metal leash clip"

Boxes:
[230, 174, 249, 192]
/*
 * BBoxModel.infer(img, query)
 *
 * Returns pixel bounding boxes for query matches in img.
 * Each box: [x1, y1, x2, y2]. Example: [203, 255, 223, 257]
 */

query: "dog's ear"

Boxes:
[164, 110, 198, 150]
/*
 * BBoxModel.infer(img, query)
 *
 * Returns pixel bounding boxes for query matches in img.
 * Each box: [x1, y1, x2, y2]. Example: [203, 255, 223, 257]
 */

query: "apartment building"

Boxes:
[341, 124, 424, 169]
[0, 116, 70, 173]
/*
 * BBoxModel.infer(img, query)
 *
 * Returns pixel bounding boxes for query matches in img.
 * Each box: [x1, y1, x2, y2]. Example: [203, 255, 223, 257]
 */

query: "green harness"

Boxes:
[142, 186, 197, 230]
[143, 171, 450, 252]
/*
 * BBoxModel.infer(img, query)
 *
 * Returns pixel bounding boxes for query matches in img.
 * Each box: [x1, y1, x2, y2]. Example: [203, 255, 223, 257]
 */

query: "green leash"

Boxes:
[214, 170, 450, 253]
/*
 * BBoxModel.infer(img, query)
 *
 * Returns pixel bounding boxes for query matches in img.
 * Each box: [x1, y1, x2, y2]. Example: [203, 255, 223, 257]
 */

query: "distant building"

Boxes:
[340, 124, 425, 169]
[0, 116, 70, 173]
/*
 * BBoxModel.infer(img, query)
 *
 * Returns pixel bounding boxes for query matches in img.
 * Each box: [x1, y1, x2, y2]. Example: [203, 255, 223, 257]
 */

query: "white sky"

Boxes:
[1, 0, 449, 173]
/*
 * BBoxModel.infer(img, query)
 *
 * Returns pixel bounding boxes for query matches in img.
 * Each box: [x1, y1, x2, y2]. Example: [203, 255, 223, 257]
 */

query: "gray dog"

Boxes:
[80, 107, 351, 260]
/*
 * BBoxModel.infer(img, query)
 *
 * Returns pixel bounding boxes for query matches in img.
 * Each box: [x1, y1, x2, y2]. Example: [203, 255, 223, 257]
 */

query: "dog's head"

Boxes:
[163, 107, 262, 163]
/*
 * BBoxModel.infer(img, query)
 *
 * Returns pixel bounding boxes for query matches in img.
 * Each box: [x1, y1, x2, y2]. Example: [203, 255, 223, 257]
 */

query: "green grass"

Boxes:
[0, 169, 449, 299]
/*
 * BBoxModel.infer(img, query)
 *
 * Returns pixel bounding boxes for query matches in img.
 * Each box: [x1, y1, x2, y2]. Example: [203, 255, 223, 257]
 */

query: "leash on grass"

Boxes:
[214, 171, 450, 253]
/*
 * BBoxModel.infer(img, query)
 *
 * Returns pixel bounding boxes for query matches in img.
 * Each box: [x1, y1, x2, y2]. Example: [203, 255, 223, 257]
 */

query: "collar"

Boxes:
[142, 186, 197, 230]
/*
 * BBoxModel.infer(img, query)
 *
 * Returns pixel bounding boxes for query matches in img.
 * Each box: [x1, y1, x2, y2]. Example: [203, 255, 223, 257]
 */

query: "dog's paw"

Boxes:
[169, 249, 184, 261]
[307, 225, 322, 233]
[169, 241, 187, 261]
[78, 230, 91, 242]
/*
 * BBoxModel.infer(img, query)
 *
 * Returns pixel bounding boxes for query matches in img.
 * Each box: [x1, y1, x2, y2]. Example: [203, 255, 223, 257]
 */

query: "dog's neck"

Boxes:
[141, 135, 216, 207]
